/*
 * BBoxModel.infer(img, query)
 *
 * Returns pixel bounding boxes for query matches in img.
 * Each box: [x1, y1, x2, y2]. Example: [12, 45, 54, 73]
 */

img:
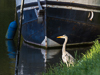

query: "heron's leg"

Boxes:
[66, 62, 68, 67]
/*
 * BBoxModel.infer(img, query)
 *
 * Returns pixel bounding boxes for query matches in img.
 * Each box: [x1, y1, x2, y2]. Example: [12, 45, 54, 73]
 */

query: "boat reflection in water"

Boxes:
[17, 41, 90, 75]
[17, 41, 61, 75]
[5, 40, 16, 72]
[6, 40, 16, 59]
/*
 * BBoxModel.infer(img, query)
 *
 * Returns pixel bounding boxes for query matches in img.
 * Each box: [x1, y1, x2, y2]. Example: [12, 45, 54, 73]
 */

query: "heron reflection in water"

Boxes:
[57, 35, 75, 66]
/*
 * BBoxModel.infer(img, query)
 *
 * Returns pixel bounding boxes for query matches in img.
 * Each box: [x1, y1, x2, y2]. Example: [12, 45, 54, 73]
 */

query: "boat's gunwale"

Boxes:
[16, 1, 100, 10]
[24, 38, 94, 49]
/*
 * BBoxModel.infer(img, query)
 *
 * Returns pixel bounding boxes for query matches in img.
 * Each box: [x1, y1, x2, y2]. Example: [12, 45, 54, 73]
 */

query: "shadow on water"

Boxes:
[15, 41, 91, 75]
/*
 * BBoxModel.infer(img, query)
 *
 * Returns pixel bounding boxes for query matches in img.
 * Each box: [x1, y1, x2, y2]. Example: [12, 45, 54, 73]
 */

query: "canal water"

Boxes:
[1, 39, 91, 75]
[0, 0, 92, 75]
[0, 0, 16, 75]
[17, 41, 90, 75]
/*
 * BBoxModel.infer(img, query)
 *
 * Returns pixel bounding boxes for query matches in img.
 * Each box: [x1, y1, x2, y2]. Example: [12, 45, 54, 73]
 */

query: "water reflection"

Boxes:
[6, 40, 16, 59]
[16, 41, 91, 75]
[5, 39, 91, 75]
[5, 40, 16, 74]
[3, 40, 90, 75]
[17, 42, 61, 75]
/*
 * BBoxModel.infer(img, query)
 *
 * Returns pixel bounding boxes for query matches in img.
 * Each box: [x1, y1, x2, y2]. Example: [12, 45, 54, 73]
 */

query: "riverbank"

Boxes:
[43, 40, 100, 75]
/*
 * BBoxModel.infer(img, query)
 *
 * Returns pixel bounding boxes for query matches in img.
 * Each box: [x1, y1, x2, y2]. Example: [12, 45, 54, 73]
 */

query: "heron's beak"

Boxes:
[57, 36, 64, 38]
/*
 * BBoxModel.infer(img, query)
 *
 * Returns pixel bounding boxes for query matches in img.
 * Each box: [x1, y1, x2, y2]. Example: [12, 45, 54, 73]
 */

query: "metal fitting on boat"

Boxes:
[88, 11, 94, 21]
[37, 9, 45, 23]
[35, 0, 44, 24]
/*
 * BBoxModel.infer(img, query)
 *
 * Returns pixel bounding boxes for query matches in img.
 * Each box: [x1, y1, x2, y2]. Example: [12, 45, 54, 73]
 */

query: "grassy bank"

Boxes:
[43, 40, 100, 75]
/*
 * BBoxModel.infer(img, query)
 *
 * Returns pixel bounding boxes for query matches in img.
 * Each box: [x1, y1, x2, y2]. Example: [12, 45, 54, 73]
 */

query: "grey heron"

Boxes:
[57, 35, 75, 66]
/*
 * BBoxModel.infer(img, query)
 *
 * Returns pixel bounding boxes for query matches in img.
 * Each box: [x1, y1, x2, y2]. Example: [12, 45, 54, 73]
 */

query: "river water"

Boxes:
[0, 0, 92, 75]
[1, 39, 90, 75]
[0, 0, 16, 75]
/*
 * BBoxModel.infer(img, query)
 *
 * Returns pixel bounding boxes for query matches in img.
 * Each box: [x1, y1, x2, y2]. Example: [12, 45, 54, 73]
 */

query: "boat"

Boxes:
[15, 0, 100, 48]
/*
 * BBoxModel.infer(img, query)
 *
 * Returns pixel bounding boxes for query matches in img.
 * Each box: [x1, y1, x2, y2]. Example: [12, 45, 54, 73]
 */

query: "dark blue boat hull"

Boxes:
[16, 1, 100, 47]
[47, 7, 100, 44]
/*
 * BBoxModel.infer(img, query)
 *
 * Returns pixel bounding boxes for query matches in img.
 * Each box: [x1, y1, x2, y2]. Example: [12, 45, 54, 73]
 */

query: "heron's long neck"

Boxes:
[62, 38, 67, 54]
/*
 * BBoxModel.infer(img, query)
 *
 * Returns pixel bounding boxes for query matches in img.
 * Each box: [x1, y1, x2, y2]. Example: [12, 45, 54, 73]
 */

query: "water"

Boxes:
[16, 41, 90, 75]
[0, 0, 16, 75]
[0, 0, 92, 75]
[1, 39, 91, 75]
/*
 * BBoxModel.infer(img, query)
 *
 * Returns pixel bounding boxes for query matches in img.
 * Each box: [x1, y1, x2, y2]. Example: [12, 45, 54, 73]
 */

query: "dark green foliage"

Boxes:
[43, 40, 100, 75]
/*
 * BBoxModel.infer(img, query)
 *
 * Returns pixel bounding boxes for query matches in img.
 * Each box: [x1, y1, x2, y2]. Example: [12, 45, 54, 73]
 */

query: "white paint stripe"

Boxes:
[41, 36, 61, 47]
[47, 5, 100, 12]
[17, 4, 100, 13]
[17, 5, 46, 13]
[47, 37, 61, 47]
[41, 36, 47, 47]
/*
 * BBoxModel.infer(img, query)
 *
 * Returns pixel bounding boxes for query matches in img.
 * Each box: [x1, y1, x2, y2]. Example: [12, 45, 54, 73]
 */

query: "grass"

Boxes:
[43, 40, 100, 75]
